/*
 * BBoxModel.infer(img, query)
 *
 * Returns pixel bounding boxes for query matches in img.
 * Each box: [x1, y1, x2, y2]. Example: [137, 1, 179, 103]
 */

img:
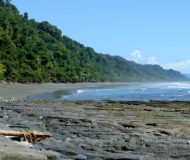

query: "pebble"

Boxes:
[0, 97, 17, 102]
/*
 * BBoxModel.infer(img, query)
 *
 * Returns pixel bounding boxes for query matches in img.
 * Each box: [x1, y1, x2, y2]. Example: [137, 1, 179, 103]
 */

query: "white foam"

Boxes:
[140, 88, 146, 91]
[61, 95, 69, 99]
[77, 90, 84, 94]
[175, 95, 183, 97]
[167, 82, 190, 89]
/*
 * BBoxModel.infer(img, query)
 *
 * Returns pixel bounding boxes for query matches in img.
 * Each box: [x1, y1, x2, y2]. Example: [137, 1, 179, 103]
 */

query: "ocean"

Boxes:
[27, 82, 190, 102]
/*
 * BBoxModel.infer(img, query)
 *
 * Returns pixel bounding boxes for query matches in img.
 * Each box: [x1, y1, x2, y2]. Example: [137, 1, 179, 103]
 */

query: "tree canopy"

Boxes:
[0, 0, 188, 82]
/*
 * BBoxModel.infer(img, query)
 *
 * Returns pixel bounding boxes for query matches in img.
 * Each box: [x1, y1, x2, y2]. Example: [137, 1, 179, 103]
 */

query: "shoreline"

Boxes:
[1, 81, 190, 101]
[0, 82, 115, 99]
[0, 81, 158, 100]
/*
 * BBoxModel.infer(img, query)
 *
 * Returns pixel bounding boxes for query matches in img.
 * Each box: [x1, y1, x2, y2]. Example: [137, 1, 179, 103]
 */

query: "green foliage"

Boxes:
[23, 12, 28, 20]
[0, 63, 6, 79]
[0, 1, 188, 82]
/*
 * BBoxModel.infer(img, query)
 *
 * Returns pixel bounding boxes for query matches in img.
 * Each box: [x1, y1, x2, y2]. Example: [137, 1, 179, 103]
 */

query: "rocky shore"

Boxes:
[0, 100, 190, 160]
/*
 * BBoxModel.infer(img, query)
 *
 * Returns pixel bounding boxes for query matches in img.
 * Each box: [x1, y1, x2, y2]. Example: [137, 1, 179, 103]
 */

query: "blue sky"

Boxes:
[12, 0, 190, 73]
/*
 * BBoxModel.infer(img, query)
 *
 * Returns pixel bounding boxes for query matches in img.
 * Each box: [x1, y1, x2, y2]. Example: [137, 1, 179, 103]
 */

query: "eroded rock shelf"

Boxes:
[0, 100, 190, 160]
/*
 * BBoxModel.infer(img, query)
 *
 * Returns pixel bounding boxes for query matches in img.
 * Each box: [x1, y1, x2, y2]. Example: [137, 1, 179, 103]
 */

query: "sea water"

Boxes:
[27, 82, 190, 102]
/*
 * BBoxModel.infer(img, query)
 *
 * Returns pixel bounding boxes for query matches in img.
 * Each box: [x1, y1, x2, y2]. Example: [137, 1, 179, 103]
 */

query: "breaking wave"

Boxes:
[28, 82, 190, 102]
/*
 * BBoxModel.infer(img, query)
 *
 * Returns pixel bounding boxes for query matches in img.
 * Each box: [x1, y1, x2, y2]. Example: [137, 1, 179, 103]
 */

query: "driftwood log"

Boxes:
[0, 130, 52, 144]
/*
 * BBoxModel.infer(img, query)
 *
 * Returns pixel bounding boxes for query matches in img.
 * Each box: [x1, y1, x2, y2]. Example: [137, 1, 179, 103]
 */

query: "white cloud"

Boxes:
[130, 50, 158, 64]
[162, 60, 190, 74]
[130, 50, 145, 63]
[128, 50, 190, 74]
[147, 56, 158, 64]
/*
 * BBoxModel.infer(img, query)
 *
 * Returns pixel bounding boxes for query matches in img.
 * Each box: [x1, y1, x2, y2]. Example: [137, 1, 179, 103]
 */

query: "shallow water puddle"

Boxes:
[169, 118, 190, 121]
[55, 152, 65, 158]
[126, 115, 136, 118]
[148, 152, 155, 156]
[96, 114, 107, 117]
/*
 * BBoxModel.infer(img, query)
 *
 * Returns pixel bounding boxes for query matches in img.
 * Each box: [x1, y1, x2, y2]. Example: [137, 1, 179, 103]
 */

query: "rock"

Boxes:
[1, 100, 190, 159]
[146, 123, 157, 126]
[0, 80, 7, 84]
[0, 136, 60, 160]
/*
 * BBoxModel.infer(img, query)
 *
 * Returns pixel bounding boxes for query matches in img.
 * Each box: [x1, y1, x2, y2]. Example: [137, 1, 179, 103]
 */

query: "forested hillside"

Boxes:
[0, 1, 188, 82]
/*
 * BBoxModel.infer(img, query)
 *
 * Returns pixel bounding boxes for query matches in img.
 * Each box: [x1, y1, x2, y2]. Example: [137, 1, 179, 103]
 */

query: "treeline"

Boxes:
[0, 0, 188, 82]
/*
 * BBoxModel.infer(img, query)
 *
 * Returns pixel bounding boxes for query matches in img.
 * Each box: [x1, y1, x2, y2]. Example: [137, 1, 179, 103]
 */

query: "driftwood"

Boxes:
[0, 130, 52, 144]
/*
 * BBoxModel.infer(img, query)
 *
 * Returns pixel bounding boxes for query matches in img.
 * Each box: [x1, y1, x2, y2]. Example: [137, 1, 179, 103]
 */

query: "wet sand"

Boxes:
[0, 82, 110, 99]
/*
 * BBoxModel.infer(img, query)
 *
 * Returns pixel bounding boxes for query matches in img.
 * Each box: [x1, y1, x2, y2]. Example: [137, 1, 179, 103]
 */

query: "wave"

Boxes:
[29, 82, 190, 102]
[140, 88, 147, 91]
[77, 89, 84, 94]
[167, 82, 190, 89]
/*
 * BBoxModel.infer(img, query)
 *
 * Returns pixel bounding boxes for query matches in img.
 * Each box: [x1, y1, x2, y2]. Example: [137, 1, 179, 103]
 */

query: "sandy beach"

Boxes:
[0, 82, 106, 99]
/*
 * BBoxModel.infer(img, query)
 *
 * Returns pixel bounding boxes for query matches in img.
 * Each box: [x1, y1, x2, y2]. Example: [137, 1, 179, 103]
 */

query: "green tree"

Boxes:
[23, 12, 28, 20]
[0, 63, 6, 79]
[6, 0, 11, 3]
[0, 1, 187, 83]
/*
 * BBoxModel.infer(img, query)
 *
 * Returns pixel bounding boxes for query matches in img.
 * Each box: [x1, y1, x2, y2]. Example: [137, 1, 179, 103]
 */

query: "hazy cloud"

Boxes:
[130, 50, 145, 63]
[147, 56, 158, 64]
[129, 50, 190, 74]
[163, 60, 190, 74]
[130, 50, 158, 64]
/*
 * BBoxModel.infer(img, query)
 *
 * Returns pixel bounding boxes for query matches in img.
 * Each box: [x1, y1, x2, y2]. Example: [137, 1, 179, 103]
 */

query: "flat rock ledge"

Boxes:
[0, 136, 64, 160]
[1, 100, 190, 159]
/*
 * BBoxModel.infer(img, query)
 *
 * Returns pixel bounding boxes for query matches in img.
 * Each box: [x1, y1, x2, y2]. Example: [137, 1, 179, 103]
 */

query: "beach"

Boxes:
[1, 0, 189, 159]
[0, 99, 190, 159]
[0, 82, 108, 99]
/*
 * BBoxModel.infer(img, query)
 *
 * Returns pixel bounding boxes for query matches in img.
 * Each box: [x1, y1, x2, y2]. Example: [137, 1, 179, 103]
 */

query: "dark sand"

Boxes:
[0, 82, 123, 99]
[0, 83, 97, 99]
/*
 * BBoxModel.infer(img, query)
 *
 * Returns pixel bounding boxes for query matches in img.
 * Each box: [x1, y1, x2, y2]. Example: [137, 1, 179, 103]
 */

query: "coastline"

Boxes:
[1, 82, 190, 159]
[0, 82, 109, 99]
[0, 82, 144, 99]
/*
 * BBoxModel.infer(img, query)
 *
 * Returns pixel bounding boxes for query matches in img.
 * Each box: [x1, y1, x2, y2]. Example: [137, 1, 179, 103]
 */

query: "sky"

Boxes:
[11, 0, 190, 74]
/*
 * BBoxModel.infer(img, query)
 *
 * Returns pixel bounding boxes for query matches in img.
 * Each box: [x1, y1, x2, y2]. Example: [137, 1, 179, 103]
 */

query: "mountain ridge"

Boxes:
[0, 0, 188, 82]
